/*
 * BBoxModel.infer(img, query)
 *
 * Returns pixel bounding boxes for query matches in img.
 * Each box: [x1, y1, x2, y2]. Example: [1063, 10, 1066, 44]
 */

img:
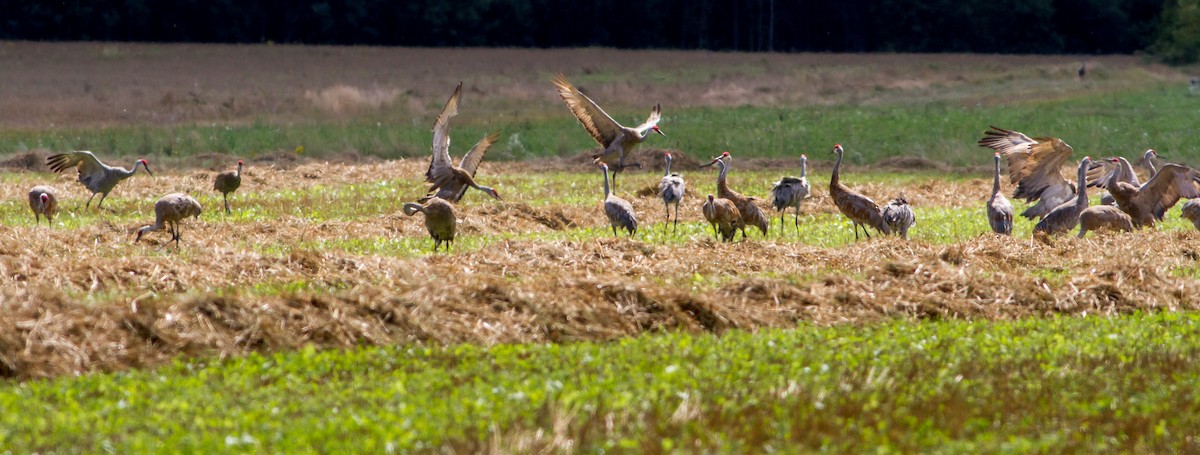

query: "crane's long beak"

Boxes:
[653, 126, 666, 138]
[144, 164, 154, 176]
[699, 160, 716, 168]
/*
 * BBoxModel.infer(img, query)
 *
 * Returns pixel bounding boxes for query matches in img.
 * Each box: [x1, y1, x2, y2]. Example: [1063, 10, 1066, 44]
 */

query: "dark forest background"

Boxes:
[1, 0, 1197, 61]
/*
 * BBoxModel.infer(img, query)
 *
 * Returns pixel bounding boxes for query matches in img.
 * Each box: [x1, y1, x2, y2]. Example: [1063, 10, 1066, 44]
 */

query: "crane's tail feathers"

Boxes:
[402, 203, 424, 217]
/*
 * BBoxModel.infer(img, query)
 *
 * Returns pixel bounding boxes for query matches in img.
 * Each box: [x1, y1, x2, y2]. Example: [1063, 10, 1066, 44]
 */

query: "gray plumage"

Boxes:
[658, 152, 685, 232]
[599, 162, 637, 236]
[213, 160, 243, 214]
[882, 197, 915, 239]
[46, 151, 153, 209]
[829, 145, 889, 240]
[770, 154, 811, 236]
[987, 153, 1014, 235]
[1034, 157, 1092, 235]
[1181, 198, 1200, 230]
[136, 193, 202, 248]
[1077, 206, 1133, 238]
[28, 185, 58, 225]
[403, 197, 457, 252]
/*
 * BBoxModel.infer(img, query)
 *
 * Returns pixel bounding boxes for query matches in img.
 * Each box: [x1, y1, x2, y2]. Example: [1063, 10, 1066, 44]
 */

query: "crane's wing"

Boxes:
[458, 130, 501, 177]
[46, 151, 106, 179]
[1132, 164, 1200, 219]
[1086, 159, 1120, 189]
[426, 83, 462, 184]
[978, 126, 1040, 183]
[552, 73, 624, 148]
[632, 104, 662, 135]
[1011, 138, 1074, 202]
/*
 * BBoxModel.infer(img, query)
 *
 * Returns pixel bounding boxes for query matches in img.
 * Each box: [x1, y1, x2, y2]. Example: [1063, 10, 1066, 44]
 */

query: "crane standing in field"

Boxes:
[28, 186, 58, 225]
[702, 194, 742, 242]
[46, 151, 153, 210]
[136, 193, 203, 248]
[403, 197, 458, 252]
[882, 197, 915, 239]
[1077, 206, 1133, 238]
[977, 126, 1076, 220]
[829, 144, 889, 240]
[552, 73, 665, 188]
[596, 162, 637, 237]
[770, 153, 811, 236]
[987, 152, 1014, 235]
[701, 152, 768, 239]
[423, 83, 502, 203]
[658, 152, 686, 232]
[1034, 157, 1092, 235]
[213, 159, 243, 214]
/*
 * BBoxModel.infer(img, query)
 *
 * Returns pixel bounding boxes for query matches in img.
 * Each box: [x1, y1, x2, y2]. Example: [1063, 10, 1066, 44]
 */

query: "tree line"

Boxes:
[0, 0, 1192, 60]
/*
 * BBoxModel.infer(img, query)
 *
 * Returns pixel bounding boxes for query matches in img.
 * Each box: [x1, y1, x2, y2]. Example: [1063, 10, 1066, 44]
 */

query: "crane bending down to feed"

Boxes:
[701, 152, 768, 238]
[1088, 149, 1160, 206]
[28, 186, 58, 225]
[987, 152, 1014, 235]
[882, 197, 915, 239]
[1181, 199, 1200, 230]
[213, 160, 243, 214]
[552, 73, 664, 188]
[829, 144, 888, 240]
[46, 151, 153, 210]
[770, 153, 811, 236]
[702, 194, 742, 242]
[658, 152, 685, 232]
[136, 193, 202, 248]
[1077, 206, 1133, 238]
[977, 126, 1076, 220]
[423, 83, 502, 203]
[598, 162, 638, 237]
[403, 197, 457, 252]
[1034, 157, 1092, 235]
[1097, 160, 1200, 228]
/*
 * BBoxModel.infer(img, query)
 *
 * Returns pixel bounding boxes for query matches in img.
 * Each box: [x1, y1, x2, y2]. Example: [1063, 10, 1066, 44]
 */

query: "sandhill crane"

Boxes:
[882, 197, 915, 239]
[28, 185, 58, 225]
[402, 197, 457, 252]
[136, 193, 202, 248]
[1034, 157, 1092, 235]
[1077, 206, 1133, 238]
[700, 152, 768, 239]
[829, 144, 889, 240]
[978, 126, 1076, 220]
[422, 83, 502, 203]
[597, 162, 637, 237]
[552, 73, 664, 187]
[702, 194, 742, 242]
[1089, 150, 1160, 206]
[987, 152, 1014, 235]
[770, 153, 811, 236]
[1078, 61, 1086, 79]
[213, 160, 243, 214]
[658, 152, 685, 232]
[46, 151, 153, 209]
[1181, 199, 1200, 229]
[1101, 162, 1200, 228]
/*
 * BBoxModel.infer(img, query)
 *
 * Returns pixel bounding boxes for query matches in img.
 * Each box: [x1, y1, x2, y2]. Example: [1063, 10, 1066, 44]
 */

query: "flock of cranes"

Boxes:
[21, 74, 1200, 250]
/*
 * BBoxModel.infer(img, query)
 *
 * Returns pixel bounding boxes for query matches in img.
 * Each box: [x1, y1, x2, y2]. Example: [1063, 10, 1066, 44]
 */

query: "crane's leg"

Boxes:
[97, 192, 109, 210]
[611, 225, 618, 237]
[794, 206, 800, 233]
[664, 204, 670, 232]
[224, 193, 231, 214]
[673, 202, 679, 233]
[85, 193, 97, 210]
[853, 223, 861, 241]
[779, 212, 785, 237]
[863, 224, 872, 239]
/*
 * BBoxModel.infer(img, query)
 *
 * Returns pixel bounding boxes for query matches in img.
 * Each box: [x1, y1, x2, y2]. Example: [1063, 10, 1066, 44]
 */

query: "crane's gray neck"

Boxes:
[992, 156, 1002, 195]
[831, 150, 843, 186]
[715, 158, 728, 184]
[1143, 151, 1157, 175]
[1076, 159, 1089, 205]
[601, 167, 612, 198]
[800, 157, 807, 178]
[663, 156, 672, 176]
[236, 162, 243, 178]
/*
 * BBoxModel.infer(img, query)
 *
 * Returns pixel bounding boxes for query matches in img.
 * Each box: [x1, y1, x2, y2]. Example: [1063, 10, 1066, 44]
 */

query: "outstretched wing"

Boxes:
[459, 130, 501, 177]
[978, 126, 1040, 184]
[632, 104, 662, 135]
[47, 151, 106, 180]
[426, 83, 462, 184]
[552, 73, 624, 148]
[1011, 138, 1074, 203]
[1133, 164, 1200, 220]
[1086, 159, 1120, 189]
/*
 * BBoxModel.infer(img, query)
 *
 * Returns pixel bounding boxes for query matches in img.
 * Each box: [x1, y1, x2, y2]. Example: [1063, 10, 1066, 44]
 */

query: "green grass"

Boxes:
[3, 84, 1199, 166]
[2, 312, 1198, 452]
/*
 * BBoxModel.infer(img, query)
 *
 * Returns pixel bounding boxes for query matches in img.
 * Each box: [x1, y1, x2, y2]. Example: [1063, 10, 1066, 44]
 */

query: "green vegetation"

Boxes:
[1, 312, 1197, 452]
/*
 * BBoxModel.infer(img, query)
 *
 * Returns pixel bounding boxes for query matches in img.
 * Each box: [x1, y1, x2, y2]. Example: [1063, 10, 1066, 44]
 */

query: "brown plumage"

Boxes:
[136, 193, 203, 248]
[46, 151, 153, 210]
[1077, 206, 1133, 238]
[1034, 157, 1092, 235]
[1087, 150, 1159, 206]
[1104, 162, 1200, 228]
[1181, 199, 1200, 230]
[553, 73, 664, 187]
[213, 160, 243, 214]
[978, 126, 1076, 219]
[422, 83, 502, 203]
[597, 162, 638, 237]
[28, 185, 58, 225]
[829, 144, 889, 240]
[702, 194, 742, 242]
[403, 197, 457, 252]
[701, 152, 768, 239]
